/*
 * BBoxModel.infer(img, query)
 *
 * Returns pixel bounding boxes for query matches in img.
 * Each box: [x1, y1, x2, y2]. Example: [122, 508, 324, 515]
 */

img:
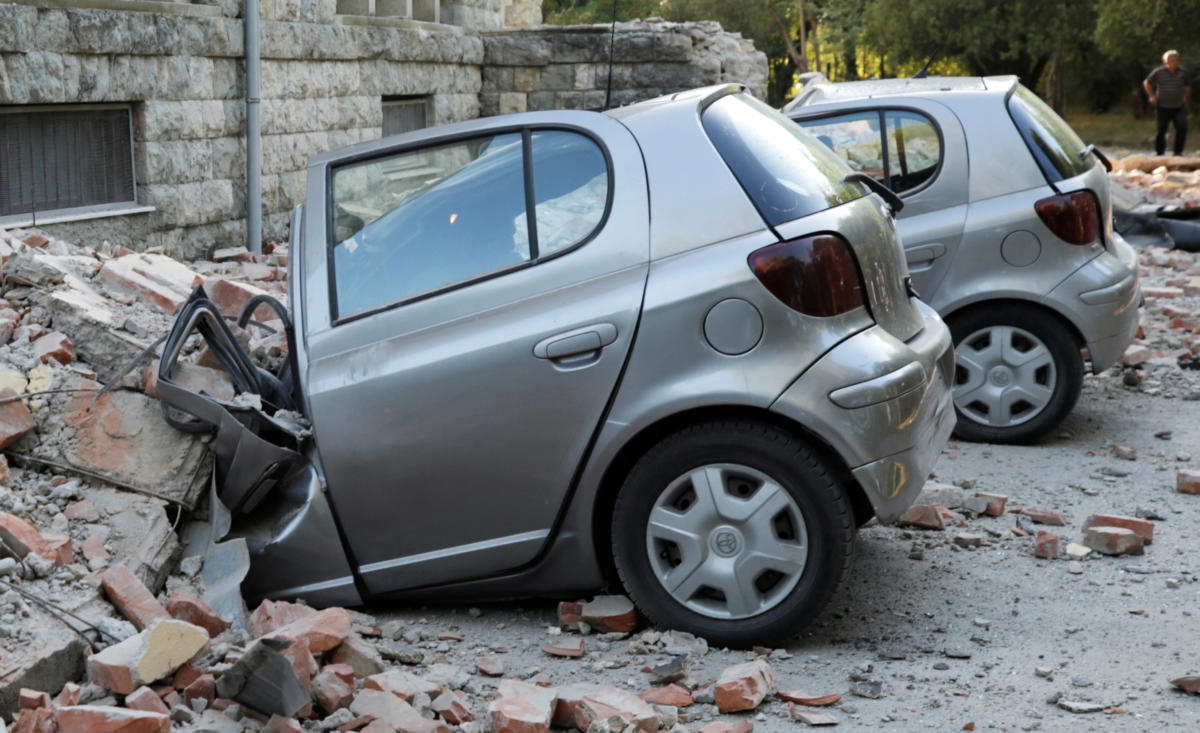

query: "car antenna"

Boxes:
[913, 44, 942, 79]
[603, 0, 617, 109]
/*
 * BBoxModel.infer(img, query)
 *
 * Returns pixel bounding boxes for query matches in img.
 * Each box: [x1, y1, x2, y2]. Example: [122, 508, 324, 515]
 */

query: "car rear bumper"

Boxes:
[1050, 234, 1142, 372]
[770, 299, 956, 523]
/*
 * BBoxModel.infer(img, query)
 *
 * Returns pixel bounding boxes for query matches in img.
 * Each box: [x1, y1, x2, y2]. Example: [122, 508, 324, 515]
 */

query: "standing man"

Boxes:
[1144, 50, 1191, 156]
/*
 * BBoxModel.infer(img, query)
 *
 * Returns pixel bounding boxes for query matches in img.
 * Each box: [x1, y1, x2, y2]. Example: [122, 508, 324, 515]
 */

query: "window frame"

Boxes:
[0, 103, 140, 225]
[324, 122, 615, 327]
[381, 96, 430, 138]
[791, 105, 945, 199]
[1004, 85, 1093, 185]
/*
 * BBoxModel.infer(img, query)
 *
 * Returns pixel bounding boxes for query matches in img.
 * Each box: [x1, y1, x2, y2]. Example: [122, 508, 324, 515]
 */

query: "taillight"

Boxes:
[1035, 190, 1100, 245]
[748, 234, 865, 316]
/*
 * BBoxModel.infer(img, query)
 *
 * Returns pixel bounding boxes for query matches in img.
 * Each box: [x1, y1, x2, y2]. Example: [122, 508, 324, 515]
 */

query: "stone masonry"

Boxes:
[0, 0, 766, 258]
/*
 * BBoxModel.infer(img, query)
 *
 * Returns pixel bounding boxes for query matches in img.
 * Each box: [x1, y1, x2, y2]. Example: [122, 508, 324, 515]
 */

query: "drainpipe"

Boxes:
[245, 0, 263, 255]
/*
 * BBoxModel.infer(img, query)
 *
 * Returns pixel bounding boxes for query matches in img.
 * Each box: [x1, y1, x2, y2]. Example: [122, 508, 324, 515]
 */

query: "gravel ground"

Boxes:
[363, 369, 1200, 732]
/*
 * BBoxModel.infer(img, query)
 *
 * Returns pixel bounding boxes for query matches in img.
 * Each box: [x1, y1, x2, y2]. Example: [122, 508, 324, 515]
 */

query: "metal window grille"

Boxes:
[0, 105, 136, 219]
[382, 98, 429, 137]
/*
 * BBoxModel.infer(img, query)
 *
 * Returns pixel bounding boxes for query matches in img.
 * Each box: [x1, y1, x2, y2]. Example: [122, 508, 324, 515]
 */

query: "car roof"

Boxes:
[784, 75, 1018, 112]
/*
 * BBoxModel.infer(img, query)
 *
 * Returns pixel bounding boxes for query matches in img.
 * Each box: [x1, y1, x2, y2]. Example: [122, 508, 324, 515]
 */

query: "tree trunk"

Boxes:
[1046, 54, 1065, 113]
[766, 0, 806, 73]
[797, 1, 807, 72]
[811, 18, 821, 74]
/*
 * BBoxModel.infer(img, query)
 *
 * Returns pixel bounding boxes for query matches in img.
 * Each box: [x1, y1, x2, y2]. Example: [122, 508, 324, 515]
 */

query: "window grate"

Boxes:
[0, 106, 135, 218]
[382, 98, 429, 138]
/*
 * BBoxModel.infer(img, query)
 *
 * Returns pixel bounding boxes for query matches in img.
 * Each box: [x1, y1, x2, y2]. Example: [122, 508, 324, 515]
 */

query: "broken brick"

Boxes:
[143, 361, 235, 402]
[0, 512, 71, 565]
[313, 667, 355, 714]
[715, 659, 775, 713]
[489, 681, 556, 733]
[542, 638, 585, 658]
[351, 689, 450, 733]
[477, 656, 504, 677]
[640, 684, 693, 707]
[552, 682, 603, 728]
[55, 682, 82, 707]
[698, 722, 753, 733]
[18, 688, 51, 710]
[64, 499, 101, 522]
[1019, 508, 1068, 526]
[363, 669, 443, 700]
[1034, 531, 1060, 559]
[558, 601, 583, 631]
[953, 533, 983, 548]
[0, 388, 35, 448]
[202, 276, 274, 321]
[432, 690, 474, 725]
[1177, 469, 1200, 495]
[1171, 676, 1200, 694]
[12, 708, 56, 733]
[166, 593, 232, 637]
[789, 705, 838, 726]
[88, 619, 209, 695]
[1083, 514, 1154, 545]
[182, 673, 216, 706]
[776, 691, 841, 707]
[580, 595, 638, 633]
[897, 504, 944, 530]
[973, 492, 1008, 516]
[328, 633, 385, 677]
[249, 599, 316, 639]
[1083, 526, 1145, 556]
[125, 685, 170, 714]
[576, 688, 659, 733]
[55, 705, 170, 733]
[436, 631, 464, 642]
[268, 607, 352, 654]
[267, 716, 305, 733]
[33, 331, 75, 365]
[100, 565, 169, 630]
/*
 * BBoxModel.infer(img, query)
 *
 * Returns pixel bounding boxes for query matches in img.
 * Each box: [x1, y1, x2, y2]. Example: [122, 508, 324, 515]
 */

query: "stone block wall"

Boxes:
[1, 3, 765, 258]
[480, 19, 767, 116]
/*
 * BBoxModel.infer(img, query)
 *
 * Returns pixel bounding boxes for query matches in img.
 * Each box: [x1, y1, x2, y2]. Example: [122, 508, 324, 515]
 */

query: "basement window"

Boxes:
[382, 97, 430, 138]
[0, 104, 145, 225]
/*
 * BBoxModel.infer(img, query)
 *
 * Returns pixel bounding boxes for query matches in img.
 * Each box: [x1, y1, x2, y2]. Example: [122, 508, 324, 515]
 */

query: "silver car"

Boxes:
[158, 85, 955, 646]
[785, 76, 1142, 443]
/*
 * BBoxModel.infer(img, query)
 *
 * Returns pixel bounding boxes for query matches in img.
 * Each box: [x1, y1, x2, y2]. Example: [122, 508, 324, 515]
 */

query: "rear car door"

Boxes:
[792, 102, 968, 299]
[297, 114, 649, 595]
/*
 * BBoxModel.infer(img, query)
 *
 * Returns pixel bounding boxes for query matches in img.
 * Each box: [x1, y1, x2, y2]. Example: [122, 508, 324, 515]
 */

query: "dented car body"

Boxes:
[159, 85, 956, 645]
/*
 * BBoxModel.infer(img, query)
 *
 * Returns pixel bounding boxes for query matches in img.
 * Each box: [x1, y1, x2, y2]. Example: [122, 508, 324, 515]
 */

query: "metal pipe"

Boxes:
[245, 0, 262, 255]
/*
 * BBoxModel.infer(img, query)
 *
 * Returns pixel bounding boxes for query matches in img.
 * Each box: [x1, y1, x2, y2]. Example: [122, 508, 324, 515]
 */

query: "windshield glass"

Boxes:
[702, 94, 867, 227]
[1007, 85, 1093, 182]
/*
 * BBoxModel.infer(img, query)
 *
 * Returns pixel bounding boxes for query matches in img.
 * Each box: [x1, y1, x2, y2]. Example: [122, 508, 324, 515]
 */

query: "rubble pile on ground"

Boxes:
[1116, 244, 1200, 397]
[1111, 154, 1200, 209]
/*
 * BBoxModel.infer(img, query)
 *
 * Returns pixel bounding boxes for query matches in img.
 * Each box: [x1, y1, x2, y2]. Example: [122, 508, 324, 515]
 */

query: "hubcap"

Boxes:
[953, 324, 1056, 428]
[645, 463, 808, 620]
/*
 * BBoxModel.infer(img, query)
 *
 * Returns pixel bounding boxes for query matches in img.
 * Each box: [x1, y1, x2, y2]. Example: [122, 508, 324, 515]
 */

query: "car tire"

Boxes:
[610, 420, 854, 647]
[948, 305, 1083, 444]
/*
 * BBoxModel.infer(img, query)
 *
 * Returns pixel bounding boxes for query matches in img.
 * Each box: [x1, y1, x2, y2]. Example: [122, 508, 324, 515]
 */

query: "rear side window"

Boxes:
[797, 109, 941, 195]
[1007, 85, 1092, 183]
[703, 94, 866, 227]
[330, 129, 609, 319]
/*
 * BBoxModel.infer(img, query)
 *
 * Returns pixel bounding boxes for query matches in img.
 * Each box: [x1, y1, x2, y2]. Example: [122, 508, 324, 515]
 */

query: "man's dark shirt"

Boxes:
[1147, 65, 1190, 108]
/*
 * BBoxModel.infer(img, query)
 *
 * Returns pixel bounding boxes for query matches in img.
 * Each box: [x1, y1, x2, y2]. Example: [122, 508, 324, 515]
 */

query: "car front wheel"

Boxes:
[610, 421, 854, 647]
[949, 305, 1083, 444]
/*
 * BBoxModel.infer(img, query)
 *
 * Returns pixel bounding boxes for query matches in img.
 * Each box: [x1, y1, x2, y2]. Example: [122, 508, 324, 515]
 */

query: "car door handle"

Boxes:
[905, 243, 946, 263]
[534, 323, 618, 360]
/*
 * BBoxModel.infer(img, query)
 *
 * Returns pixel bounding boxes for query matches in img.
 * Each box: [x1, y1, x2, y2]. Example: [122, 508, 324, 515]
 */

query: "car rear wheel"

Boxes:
[949, 305, 1083, 444]
[611, 421, 854, 647]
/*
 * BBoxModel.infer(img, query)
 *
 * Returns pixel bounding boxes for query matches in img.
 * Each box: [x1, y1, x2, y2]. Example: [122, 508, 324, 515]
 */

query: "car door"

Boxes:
[296, 113, 649, 596]
[792, 101, 968, 300]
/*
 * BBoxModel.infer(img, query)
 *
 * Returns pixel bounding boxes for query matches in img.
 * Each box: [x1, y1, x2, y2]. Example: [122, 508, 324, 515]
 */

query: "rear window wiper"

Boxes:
[1079, 144, 1113, 172]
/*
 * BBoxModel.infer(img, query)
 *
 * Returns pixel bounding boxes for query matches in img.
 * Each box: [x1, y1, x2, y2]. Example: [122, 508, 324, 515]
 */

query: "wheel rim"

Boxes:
[645, 463, 808, 620]
[953, 324, 1057, 428]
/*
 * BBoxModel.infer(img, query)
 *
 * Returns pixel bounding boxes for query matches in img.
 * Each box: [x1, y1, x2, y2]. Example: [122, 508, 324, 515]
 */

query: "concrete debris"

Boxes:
[788, 704, 838, 726]
[214, 637, 310, 718]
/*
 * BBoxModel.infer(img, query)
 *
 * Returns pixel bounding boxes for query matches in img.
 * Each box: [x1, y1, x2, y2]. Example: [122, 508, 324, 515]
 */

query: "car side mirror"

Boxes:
[844, 172, 904, 215]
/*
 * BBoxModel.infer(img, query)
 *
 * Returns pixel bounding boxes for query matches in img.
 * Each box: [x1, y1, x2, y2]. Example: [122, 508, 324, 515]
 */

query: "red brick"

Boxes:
[202, 276, 274, 321]
[125, 686, 170, 714]
[55, 705, 170, 733]
[182, 673, 215, 705]
[699, 723, 753, 733]
[1083, 526, 1145, 556]
[213, 246, 254, 263]
[776, 690, 841, 706]
[1083, 514, 1154, 545]
[789, 705, 838, 726]
[33, 331, 74, 365]
[0, 512, 71, 565]
[324, 663, 356, 686]
[715, 659, 775, 713]
[489, 681, 555, 733]
[581, 595, 638, 633]
[88, 619, 209, 695]
[1177, 469, 1200, 494]
[551, 683, 604, 728]
[436, 631, 463, 642]
[248, 599, 316, 638]
[350, 690, 450, 733]
[100, 566, 169, 630]
[142, 361, 235, 402]
[897, 504, 944, 530]
[541, 638, 584, 658]
[477, 655, 504, 677]
[268, 607, 352, 653]
[166, 593, 231, 637]
[576, 688, 658, 733]
[12, 708, 56, 733]
[1019, 508, 1068, 526]
[973, 492, 1008, 517]
[0, 387, 34, 449]
[328, 633, 384, 677]
[267, 716, 305, 733]
[96, 255, 200, 314]
[23, 233, 48, 248]
[18, 688, 51, 710]
[1034, 531, 1060, 559]
[1144, 286, 1184, 299]
[55, 682, 82, 707]
[640, 684, 693, 707]
[558, 601, 582, 631]
[363, 669, 443, 700]
[313, 667, 354, 714]
[432, 691, 473, 725]
[171, 664, 204, 690]
[65, 499, 101, 522]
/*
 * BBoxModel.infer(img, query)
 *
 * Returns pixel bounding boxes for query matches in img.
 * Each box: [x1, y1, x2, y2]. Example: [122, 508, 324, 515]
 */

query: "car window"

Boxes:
[517, 130, 609, 257]
[330, 133, 529, 318]
[1007, 85, 1091, 183]
[703, 94, 867, 227]
[884, 110, 940, 193]
[794, 112, 885, 182]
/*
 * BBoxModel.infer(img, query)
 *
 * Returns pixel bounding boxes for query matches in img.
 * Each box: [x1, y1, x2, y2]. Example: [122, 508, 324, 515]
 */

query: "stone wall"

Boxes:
[480, 19, 767, 116]
[0, 3, 766, 258]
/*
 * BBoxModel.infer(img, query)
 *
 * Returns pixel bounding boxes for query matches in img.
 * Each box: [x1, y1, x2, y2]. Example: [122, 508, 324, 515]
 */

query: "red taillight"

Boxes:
[748, 234, 865, 317]
[1035, 190, 1101, 245]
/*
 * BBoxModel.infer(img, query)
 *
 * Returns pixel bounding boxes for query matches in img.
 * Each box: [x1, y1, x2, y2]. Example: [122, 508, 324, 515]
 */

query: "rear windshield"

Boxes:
[1007, 85, 1093, 182]
[702, 94, 867, 227]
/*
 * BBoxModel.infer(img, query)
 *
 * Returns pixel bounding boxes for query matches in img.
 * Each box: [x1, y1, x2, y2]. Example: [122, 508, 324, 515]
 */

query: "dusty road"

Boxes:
[367, 369, 1200, 732]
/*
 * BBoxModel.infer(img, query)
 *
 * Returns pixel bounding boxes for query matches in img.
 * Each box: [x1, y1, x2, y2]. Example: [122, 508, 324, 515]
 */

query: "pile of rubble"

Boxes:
[1111, 154, 1200, 209]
